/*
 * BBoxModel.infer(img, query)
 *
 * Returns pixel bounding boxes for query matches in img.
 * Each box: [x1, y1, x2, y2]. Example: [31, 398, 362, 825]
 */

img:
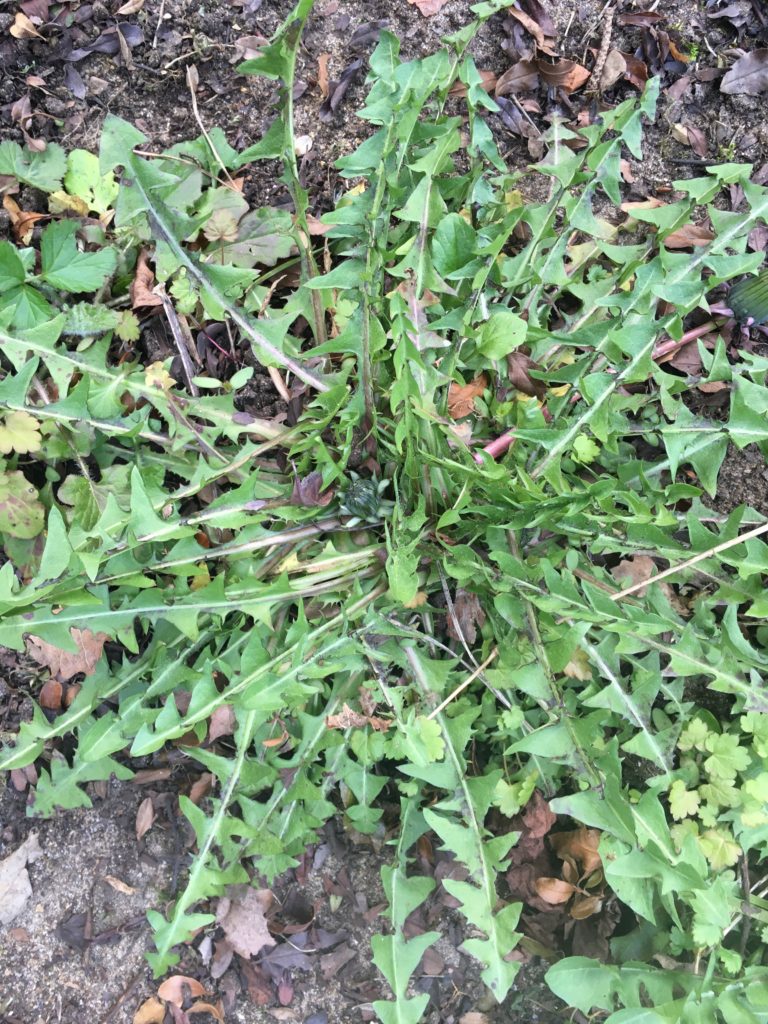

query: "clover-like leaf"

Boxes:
[0, 470, 44, 539]
[0, 411, 42, 455]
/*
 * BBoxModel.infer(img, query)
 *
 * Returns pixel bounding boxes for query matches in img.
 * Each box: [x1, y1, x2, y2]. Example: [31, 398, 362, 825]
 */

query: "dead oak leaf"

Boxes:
[216, 887, 275, 959]
[26, 628, 108, 681]
[448, 373, 489, 418]
[407, 0, 450, 14]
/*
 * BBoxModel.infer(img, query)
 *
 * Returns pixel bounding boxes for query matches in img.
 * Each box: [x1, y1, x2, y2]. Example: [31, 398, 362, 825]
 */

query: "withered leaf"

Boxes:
[157, 976, 207, 1007]
[62, 24, 144, 62]
[534, 877, 575, 904]
[317, 52, 331, 100]
[536, 57, 591, 93]
[319, 58, 363, 121]
[130, 250, 163, 308]
[616, 11, 666, 25]
[290, 470, 334, 507]
[348, 20, 387, 51]
[10, 12, 44, 39]
[447, 588, 486, 646]
[0, 833, 42, 927]
[495, 60, 540, 96]
[133, 996, 165, 1024]
[599, 49, 627, 91]
[505, 6, 557, 54]
[550, 828, 602, 875]
[407, 0, 450, 14]
[216, 887, 275, 959]
[508, 351, 547, 399]
[207, 704, 236, 743]
[663, 221, 715, 249]
[64, 65, 87, 100]
[26, 628, 108, 681]
[721, 49, 768, 96]
[570, 894, 603, 920]
[448, 373, 488, 418]
[135, 796, 155, 841]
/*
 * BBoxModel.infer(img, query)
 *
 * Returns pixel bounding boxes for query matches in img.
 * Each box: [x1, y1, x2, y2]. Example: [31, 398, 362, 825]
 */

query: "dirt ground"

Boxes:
[1, 0, 768, 1021]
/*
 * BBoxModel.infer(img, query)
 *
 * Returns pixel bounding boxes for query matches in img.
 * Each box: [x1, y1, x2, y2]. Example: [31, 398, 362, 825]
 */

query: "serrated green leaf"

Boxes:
[40, 220, 117, 293]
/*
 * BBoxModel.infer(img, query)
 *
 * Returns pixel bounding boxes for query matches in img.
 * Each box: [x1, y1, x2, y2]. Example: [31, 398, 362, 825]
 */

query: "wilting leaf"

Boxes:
[448, 373, 488, 418]
[550, 828, 602, 875]
[0, 471, 44, 539]
[721, 49, 768, 96]
[10, 12, 44, 38]
[207, 704, 236, 743]
[291, 471, 334, 507]
[63, 24, 144, 62]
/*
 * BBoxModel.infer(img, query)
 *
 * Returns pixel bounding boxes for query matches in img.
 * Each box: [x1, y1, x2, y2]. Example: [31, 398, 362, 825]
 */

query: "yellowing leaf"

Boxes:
[0, 411, 41, 454]
[47, 191, 90, 217]
[115, 310, 140, 343]
[145, 361, 176, 391]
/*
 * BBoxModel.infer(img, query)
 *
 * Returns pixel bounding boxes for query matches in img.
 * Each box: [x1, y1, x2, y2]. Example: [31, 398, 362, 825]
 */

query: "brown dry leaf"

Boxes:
[207, 704, 236, 743]
[135, 796, 155, 841]
[570, 894, 603, 920]
[0, 833, 42, 927]
[133, 997, 165, 1024]
[217, 888, 275, 959]
[551, 828, 602, 875]
[103, 874, 137, 895]
[130, 250, 164, 308]
[536, 58, 590, 93]
[721, 49, 768, 96]
[664, 222, 715, 249]
[621, 197, 666, 214]
[495, 60, 539, 96]
[157, 976, 207, 1007]
[563, 646, 591, 681]
[508, 351, 546, 398]
[326, 702, 391, 732]
[447, 588, 486, 646]
[39, 678, 63, 710]
[407, 0, 450, 14]
[10, 11, 44, 38]
[3, 195, 47, 244]
[535, 877, 576, 904]
[450, 69, 497, 98]
[117, 0, 144, 12]
[448, 373, 489, 418]
[188, 1002, 224, 1021]
[188, 772, 213, 805]
[317, 52, 331, 100]
[26, 628, 108, 681]
[599, 49, 627, 91]
[619, 51, 649, 90]
[506, 6, 556, 54]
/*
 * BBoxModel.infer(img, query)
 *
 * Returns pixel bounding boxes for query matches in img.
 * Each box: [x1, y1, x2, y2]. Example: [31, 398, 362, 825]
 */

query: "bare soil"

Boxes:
[1, 0, 768, 1021]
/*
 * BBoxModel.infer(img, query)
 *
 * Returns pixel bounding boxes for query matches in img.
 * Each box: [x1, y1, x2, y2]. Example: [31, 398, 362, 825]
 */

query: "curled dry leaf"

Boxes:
[3, 195, 47, 244]
[505, 6, 557, 54]
[188, 1002, 224, 1021]
[133, 997, 165, 1024]
[317, 52, 331, 100]
[26, 628, 108, 681]
[550, 827, 602, 875]
[536, 58, 590, 93]
[157, 975, 207, 1007]
[135, 796, 155, 841]
[448, 373, 489, 418]
[130, 250, 164, 308]
[117, 0, 144, 12]
[326, 702, 391, 732]
[570, 894, 603, 920]
[721, 49, 768, 96]
[447, 588, 486, 646]
[535, 876, 576, 904]
[103, 874, 138, 895]
[10, 11, 44, 38]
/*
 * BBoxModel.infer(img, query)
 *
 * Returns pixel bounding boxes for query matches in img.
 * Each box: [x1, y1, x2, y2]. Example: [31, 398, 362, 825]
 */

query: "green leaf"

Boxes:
[0, 140, 67, 191]
[40, 221, 117, 293]
[64, 149, 119, 214]
[0, 241, 26, 292]
[477, 310, 527, 359]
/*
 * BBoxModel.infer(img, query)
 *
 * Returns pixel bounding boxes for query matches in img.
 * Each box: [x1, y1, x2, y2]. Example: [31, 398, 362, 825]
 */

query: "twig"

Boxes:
[587, 3, 615, 94]
[611, 519, 768, 601]
[427, 647, 498, 720]
[185, 64, 236, 187]
[151, 0, 165, 48]
[156, 287, 200, 396]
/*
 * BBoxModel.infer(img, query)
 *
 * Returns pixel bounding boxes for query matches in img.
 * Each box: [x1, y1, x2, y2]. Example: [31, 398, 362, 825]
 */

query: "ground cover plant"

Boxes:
[2, 0, 768, 1020]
